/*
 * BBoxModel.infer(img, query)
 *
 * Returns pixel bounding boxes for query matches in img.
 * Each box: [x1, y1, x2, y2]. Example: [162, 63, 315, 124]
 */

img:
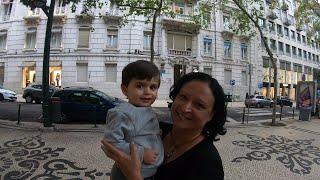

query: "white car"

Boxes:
[0, 85, 17, 102]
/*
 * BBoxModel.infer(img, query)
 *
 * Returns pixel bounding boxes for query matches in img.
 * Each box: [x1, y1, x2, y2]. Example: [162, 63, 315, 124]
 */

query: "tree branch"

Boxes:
[41, 6, 50, 17]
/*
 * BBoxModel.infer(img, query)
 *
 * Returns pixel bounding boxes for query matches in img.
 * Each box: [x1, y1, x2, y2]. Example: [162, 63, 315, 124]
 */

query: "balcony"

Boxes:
[76, 14, 94, 25]
[162, 14, 200, 34]
[24, 10, 41, 26]
[168, 49, 192, 56]
[283, 18, 293, 26]
[103, 9, 122, 25]
[267, 10, 277, 20]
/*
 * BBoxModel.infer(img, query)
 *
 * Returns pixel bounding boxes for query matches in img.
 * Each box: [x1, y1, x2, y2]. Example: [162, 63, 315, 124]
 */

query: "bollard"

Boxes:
[17, 104, 21, 125]
[292, 107, 295, 119]
[246, 107, 250, 123]
[280, 105, 283, 121]
[242, 107, 245, 124]
[93, 106, 97, 128]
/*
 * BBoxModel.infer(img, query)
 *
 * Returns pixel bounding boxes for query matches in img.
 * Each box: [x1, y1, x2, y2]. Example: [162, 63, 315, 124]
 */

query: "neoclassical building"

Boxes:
[0, 0, 319, 100]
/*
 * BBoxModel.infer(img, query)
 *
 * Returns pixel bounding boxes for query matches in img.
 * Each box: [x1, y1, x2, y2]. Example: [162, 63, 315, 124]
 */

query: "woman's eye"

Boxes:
[194, 103, 206, 110]
[178, 94, 187, 100]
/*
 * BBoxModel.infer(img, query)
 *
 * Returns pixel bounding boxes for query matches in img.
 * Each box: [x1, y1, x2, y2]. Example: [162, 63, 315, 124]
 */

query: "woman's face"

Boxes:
[171, 81, 214, 133]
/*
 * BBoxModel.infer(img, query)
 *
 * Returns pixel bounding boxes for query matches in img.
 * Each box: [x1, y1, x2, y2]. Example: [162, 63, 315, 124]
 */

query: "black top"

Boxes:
[154, 122, 224, 180]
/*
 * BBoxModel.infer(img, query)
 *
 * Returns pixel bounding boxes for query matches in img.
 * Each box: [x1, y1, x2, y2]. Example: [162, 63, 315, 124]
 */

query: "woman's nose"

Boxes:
[181, 101, 192, 112]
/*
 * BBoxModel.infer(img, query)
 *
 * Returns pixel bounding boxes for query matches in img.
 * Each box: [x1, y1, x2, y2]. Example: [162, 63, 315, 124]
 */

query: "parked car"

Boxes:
[277, 96, 293, 107]
[0, 85, 17, 102]
[23, 84, 57, 103]
[245, 95, 273, 108]
[52, 87, 118, 122]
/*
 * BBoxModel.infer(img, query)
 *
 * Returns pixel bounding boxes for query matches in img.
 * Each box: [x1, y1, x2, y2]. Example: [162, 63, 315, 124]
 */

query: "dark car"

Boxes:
[23, 84, 57, 103]
[52, 87, 118, 122]
[277, 96, 293, 107]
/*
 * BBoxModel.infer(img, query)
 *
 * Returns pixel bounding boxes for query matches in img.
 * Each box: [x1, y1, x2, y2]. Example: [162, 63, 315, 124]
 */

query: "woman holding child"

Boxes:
[102, 63, 226, 180]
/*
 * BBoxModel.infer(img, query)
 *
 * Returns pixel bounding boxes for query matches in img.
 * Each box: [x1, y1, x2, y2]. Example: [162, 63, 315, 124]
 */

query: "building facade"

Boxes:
[0, 0, 318, 100]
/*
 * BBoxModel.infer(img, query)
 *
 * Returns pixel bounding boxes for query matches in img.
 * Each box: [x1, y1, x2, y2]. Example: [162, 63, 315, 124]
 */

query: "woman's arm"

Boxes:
[101, 139, 143, 180]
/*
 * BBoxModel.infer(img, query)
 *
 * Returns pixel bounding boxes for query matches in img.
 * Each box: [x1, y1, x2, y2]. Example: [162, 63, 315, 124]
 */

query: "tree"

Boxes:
[20, 0, 102, 127]
[294, 0, 320, 43]
[221, 0, 279, 125]
[114, 0, 212, 63]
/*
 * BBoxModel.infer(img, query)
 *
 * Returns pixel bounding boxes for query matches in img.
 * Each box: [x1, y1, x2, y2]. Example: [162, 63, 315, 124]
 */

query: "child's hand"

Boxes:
[143, 148, 158, 165]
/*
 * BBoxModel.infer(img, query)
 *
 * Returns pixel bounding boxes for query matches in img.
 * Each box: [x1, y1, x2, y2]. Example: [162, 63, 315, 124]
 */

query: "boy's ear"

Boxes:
[121, 84, 128, 97]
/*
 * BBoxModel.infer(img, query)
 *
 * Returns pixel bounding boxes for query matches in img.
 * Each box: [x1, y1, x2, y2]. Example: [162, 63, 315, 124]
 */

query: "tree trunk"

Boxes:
[42, 0, 55, 127]
[150, 0, 163, 63]
[231, 0, 278, 125]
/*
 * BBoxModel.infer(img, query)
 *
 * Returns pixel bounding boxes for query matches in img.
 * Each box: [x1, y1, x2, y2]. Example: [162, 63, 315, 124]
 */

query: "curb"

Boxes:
[0, 119, 105, 133]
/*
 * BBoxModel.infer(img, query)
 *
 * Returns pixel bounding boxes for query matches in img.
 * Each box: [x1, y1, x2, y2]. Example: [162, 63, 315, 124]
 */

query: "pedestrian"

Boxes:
[102, 72, 226, 180]
[104, 60, 163, 180]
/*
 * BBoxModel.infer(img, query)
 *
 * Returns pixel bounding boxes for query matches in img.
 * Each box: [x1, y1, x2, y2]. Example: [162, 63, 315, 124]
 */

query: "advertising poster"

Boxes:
[296, 81, 316, 112]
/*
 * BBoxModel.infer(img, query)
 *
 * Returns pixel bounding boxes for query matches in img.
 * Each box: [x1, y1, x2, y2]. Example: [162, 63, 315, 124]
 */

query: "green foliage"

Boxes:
[294, 0, 320, 43]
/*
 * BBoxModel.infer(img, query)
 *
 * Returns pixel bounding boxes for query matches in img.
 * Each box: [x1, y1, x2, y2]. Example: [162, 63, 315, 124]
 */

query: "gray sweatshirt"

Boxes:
[104, 102, 164, 178]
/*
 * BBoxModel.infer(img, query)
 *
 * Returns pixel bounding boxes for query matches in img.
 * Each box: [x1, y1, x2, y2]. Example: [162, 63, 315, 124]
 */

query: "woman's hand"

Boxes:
[101, 138, 143, 180]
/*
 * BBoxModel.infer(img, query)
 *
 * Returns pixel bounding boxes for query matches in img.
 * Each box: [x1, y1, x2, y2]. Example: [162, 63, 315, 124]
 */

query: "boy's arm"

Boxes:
[105, 109, 145, 162]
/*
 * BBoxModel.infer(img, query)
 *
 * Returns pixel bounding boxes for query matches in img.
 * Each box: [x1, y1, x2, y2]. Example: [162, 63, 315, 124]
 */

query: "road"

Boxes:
[227, 106, 297, 122]
[0, 101, 171, 124]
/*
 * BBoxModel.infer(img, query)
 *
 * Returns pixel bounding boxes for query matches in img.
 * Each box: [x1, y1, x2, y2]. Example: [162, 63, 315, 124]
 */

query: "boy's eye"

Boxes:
[150, 85, 158, 91]
[136, 84, 143, 89]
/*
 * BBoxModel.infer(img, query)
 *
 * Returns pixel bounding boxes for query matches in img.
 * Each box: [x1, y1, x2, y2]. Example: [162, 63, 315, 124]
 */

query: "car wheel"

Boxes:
[35, 99, 42, 104]
[25, 95, 33, 103]
[0, 94, 4, 101]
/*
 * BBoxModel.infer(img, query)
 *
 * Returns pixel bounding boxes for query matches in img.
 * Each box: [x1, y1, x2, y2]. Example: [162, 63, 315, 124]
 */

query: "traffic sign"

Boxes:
[230, 79, 235, 86]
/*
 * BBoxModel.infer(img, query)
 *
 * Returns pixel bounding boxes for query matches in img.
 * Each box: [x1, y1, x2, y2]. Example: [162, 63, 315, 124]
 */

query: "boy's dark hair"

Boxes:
[122, 60, 160, 86]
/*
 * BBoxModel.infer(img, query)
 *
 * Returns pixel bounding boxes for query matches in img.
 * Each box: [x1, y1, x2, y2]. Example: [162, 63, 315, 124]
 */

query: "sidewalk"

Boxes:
[1, 117, 320, 179]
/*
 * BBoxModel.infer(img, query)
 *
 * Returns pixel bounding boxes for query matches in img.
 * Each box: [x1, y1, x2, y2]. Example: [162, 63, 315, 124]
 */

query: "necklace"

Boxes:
[165, 132, 202, 161]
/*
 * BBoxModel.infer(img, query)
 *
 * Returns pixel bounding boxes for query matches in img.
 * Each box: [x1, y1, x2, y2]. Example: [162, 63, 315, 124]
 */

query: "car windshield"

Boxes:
[95, 90, 115, 102]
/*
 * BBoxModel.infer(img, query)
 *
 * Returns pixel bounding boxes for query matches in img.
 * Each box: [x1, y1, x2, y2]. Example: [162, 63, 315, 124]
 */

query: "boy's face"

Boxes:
[121, 77, 160, 107]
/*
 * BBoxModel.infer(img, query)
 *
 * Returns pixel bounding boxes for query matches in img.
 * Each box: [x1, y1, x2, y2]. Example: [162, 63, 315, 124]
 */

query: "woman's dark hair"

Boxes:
[169, 72, 226, 141]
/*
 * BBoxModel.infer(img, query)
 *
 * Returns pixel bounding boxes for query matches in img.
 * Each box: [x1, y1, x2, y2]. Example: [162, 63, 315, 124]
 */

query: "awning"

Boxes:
[22, 61, 36, 67]
[50, 61, 61, 67]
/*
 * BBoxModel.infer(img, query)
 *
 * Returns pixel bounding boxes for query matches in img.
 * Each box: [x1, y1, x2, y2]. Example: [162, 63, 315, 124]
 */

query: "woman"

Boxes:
[101, 72, 226, 180]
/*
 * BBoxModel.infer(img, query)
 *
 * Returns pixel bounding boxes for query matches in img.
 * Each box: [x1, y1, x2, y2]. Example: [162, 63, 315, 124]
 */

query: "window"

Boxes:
[277, 24, 283, 36]
[308, 52, 311, 61]
[77, 63, 88, 82]
[292, 46, 296, 57]
[54, 0, 66, 15]
[303, 50, 307, 60]
[78, 26, 90, 48]
[258, 18, 265, 29]
[241, 43, 248, 59]
[302, 35, 306, 44]
[2, 0, 13, 21]
[172, 1, 192, 15]
[297, 33, 301, 42]
[284, 27, 289, 38]
[203, 38, 212, 55]
[105, 64, 117, 82]
[203, 67, 212, 75]
[0, 31, 6, 50]
[50, 27, 62, 49]
[269, 21, 275, 33]
[298, 48, 302, 59]
[107, 29, 118, 48]
[25, 28, 37, 49]
[312, 54, 315, 62]
[224, 69, 232, 85]
[223, 16, 230, 30]
[69, 92, 84, 103]
[291, 30, 295, 40]
[241, 71, 247, 86]
[278, 41, 283, 54]
[143, 31, 151, 50]
[270, 39, 276, 51]
[167, 33, 192, 55]
[224, 40, 232, 58]
[285, 44, 290, 56]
